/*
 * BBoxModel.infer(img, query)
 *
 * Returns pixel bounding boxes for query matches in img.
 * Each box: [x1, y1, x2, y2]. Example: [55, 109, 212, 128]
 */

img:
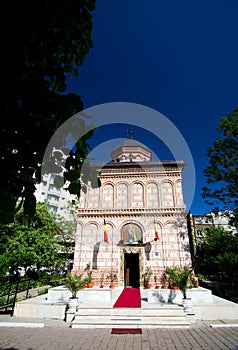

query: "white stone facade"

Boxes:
[73, 140, 192, 287]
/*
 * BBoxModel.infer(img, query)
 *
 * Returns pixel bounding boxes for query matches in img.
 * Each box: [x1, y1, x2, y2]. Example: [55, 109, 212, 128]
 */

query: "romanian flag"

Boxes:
[154, 221, 159, 240]
[104, 219, 109, 244]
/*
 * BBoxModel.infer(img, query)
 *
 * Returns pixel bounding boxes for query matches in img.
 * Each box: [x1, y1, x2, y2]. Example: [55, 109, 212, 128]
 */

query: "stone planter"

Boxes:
[68, 298, 79, 312]
[182, 298, 193, 311]
[148, 289, 171, 303]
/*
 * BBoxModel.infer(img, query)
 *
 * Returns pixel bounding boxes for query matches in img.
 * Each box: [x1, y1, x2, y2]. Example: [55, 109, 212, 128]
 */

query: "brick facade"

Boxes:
[72, 140, 192, 287]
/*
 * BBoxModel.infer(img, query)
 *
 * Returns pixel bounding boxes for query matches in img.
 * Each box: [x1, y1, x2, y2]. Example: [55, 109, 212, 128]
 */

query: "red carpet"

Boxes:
[113, 288, 141, 308]
[111, 328, 142, 334]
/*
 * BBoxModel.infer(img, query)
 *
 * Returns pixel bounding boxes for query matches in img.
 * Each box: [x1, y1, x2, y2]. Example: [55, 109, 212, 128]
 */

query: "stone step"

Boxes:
[71, 323, 190, 329]
[73, 317, 188, 323]
[74, 307, 185, 317]
[75, 314, 186, 320]
[71, 317, 190, 329]
[71, 306, 189, 328]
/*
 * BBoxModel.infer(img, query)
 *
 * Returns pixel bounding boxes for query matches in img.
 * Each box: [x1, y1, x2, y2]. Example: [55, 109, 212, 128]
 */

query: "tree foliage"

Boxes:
[0, 202, 64, 279]
[0, 0, 96, 224]
[198, 226, 238, 285]
[202, 106, 238, 226]
[51, 200, 78, 261]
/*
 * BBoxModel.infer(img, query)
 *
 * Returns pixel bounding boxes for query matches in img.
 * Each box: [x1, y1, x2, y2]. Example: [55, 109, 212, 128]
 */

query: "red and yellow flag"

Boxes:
[104, 219, 109, 244]
[154, 221, 159, 240]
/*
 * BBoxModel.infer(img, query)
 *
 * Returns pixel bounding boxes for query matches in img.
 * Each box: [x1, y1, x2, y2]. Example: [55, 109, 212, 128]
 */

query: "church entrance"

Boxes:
[124, 253, 140, 288]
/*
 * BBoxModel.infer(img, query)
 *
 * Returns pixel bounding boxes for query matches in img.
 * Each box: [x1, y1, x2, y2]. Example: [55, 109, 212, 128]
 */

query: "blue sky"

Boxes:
[66, 1, 238, 214]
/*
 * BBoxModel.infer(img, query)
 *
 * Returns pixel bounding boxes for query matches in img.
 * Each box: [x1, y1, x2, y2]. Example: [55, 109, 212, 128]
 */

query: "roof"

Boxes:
[114, 139, 149, 149]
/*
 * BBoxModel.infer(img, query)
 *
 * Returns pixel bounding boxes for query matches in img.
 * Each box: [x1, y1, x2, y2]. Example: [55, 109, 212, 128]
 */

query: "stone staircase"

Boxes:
[70, 305, 190, 329]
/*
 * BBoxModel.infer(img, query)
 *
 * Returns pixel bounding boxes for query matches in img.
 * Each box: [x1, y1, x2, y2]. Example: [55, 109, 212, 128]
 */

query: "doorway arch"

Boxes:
[119, 246, 144, 287]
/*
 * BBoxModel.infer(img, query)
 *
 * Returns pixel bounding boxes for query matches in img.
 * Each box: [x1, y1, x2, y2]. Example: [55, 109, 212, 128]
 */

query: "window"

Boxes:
[196, 230, 203, 237]
[147, 182, 159, 208]
[161, 182, 174, 207]
[47, 194, 59, 201]
[50, 206, 58, 213]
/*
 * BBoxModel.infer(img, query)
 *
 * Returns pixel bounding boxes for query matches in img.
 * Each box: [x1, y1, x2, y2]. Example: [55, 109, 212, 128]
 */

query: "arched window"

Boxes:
[161, 182, 174, 207]
[131, 182, 144, 207]
[175, 181, 184, 206]
[102, 183, 114, 209]
[116, 183, 128, 208]
[83, 223, 98, 245]
[87, 187, 99, 209]
[147, 182, 159, 208]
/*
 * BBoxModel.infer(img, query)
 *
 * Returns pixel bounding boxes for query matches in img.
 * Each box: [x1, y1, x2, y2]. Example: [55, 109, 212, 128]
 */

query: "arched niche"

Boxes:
[121, 223, 143, 244]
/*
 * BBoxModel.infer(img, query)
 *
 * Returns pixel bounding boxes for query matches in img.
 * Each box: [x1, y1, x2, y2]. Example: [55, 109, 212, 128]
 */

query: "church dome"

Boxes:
[111, 139, 152, 162]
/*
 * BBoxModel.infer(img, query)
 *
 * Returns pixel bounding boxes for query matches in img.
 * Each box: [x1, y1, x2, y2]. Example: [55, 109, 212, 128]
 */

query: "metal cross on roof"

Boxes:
[126, 127, 137, 139]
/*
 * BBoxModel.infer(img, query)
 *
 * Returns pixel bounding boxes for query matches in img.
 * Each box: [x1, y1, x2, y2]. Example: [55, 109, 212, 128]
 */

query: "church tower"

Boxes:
[72, 138, 191, 287]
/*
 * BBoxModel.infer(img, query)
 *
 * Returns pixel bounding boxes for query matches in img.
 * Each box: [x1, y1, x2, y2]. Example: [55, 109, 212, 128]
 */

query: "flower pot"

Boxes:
[172, 286, 180, 290]
[146, 284, 152, 289]
[110, 284, 115, 289]
[100, 285, 104, 288]
[155, 285, 160, 289]
[87, 282, 94, 288]
[161, 286, 167, 289]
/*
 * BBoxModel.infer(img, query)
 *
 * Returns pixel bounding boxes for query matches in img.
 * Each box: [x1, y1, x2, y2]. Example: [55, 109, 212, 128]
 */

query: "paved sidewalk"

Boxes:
[0, 317, 238, 350]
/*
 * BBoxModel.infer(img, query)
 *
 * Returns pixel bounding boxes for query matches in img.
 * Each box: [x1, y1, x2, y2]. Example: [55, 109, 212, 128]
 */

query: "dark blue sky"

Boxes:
[67, 1, 238, 214]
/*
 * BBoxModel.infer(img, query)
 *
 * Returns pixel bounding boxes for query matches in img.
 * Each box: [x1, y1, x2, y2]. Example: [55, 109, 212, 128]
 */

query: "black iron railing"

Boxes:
[0, 277, 31, 316]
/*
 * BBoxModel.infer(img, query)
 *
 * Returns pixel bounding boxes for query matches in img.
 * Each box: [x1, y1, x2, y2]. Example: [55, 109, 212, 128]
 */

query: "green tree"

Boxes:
[0, 202, 64, 279]
[202, 106, 238, 226]
[0, 0, 96, 224]
[51, 200, 78, 264]
[199, 226, 238, 285]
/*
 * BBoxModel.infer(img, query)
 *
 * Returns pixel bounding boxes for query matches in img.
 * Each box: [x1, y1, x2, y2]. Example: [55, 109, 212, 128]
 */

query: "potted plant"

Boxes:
[107, 269, 117, 288]
[100, 272, 105, 288]
[64, 272, 87, 311]
[154, 275, 160, 289]
[190, 271, 199, 288]
[165, 266, 193, 309]
[192, 277, 199, 288]
[85, 262, 94, 288]
[143, 267, 153, 288]
[160, 272, 168, 289]
[171, 283, 180, 291]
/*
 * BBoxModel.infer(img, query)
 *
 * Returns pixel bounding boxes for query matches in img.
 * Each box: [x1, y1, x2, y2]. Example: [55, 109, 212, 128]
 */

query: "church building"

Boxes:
[72, 138, 192, 287]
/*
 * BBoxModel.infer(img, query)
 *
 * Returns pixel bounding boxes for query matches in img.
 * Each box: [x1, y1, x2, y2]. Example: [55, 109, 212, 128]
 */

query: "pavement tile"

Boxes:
[0, 305, 238, 349]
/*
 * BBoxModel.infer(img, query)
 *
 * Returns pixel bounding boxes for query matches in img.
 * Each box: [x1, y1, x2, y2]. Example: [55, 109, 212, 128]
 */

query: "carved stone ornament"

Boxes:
[122, 246, 139, 254]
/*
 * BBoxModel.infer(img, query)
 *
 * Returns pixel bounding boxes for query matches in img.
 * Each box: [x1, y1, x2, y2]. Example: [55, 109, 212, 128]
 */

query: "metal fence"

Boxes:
[0, 277, 31, 316]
